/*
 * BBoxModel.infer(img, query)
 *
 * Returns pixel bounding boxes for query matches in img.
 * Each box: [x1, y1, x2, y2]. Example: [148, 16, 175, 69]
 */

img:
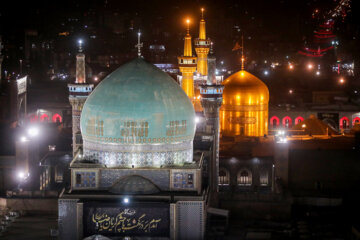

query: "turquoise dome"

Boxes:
[80, 58, 196, 168]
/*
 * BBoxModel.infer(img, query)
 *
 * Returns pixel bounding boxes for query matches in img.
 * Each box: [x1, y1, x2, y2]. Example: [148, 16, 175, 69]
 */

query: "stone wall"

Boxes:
[0, 198, 58, 213]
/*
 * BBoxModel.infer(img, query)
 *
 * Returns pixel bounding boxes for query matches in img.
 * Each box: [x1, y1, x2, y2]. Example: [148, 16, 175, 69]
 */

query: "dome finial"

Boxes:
[135, 30, 143, 58]
[201, 8, 204, 19]
[241, 35, 245, 70]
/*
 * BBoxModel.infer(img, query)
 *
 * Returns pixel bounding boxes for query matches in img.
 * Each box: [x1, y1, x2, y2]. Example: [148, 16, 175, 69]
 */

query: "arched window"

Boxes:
[40, 114, 49, 122]
[295, 116, 304, 125]
[353, 117, 360, 126]
[270, 116, 280, 128]
[219, 168, 230, 186]
[340, 116, 350, 129]
[52, 113, 62, 123]
[260, 170, 269, 186]
[237, 169, 252, 186]
[282, 116, 292, 128]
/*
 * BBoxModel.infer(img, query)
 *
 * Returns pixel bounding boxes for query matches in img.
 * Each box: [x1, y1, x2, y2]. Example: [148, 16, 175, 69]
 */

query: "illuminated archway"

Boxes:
[270, 116, 280, 128]
[52, 113, 62, 123]
[219, 168, 230, 186]
[237, 168, 252, 186]
[282, 116, 292, 128]
[40, 113, 49, 122]
[340, 116, 350, 129]
[353, 117, 360, 126]
[295, 116, 304, 125]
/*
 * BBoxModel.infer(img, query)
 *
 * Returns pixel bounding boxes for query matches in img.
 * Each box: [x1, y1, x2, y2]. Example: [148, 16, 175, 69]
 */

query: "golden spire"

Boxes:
[199, 8, 206, 40]
[184, 19, 192, 57]
[241, 35, 245, 70]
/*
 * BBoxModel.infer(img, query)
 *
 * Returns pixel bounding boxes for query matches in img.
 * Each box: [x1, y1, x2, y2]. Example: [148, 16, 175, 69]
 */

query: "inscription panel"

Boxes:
[83, 202, 169, 237]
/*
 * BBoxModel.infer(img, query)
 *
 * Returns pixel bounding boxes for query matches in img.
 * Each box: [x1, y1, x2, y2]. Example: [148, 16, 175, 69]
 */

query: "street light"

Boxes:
[20, 136, 27, 142]
[27, 127, 39, 137]
[17, 171, 28, 180]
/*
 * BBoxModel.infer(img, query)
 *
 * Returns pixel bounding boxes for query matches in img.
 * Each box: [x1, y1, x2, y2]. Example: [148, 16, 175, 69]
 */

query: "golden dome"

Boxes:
[220, 70, 269, 137]
[222, 70, 269, 104]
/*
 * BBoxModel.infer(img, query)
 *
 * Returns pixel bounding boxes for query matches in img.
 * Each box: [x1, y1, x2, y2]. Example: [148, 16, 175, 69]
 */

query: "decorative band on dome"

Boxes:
[83, 139, 193, 168]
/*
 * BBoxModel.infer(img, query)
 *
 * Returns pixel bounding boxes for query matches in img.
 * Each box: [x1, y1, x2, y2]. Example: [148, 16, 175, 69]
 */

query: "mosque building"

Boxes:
[59, 52, 212, 239]
[57, 8, 360, 239]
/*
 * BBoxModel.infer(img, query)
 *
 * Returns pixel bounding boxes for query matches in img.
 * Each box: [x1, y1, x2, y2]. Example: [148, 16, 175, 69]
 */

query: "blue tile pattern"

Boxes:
[75, 171, 96, 188]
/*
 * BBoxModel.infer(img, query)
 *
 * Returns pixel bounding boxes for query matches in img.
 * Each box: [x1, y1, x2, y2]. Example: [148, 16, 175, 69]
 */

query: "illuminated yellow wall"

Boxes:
[220, 70, 269, 137]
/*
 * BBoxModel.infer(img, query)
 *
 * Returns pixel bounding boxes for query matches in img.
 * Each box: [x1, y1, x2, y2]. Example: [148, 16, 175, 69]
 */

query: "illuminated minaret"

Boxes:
[178, 19, 197, 99]
[68, 40, 93, 155]
[194, 8, 211, 76]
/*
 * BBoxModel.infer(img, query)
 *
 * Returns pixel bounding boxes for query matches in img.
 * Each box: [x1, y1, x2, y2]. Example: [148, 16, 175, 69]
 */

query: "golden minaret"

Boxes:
[178, 19, 197, 99]
[194, 8, 211, 76]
